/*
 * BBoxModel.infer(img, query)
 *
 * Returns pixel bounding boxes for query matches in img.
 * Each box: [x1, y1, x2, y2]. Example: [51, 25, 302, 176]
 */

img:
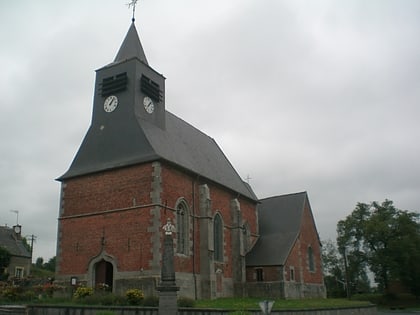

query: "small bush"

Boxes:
[96, 311, 116, 315]
[125, 288, 144, 305]
[178, 296, 195, 307]
[1, 287, 19, 301]
[143, 295, 159, 306]
[73, 286, 94, 299]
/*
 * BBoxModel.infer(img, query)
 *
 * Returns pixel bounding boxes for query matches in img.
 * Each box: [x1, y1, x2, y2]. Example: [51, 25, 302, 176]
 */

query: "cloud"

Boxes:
[1, 0, 419, 260]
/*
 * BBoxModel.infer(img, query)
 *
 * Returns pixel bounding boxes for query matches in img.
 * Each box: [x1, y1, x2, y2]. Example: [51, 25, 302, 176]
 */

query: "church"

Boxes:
[56, 19, 325, 299]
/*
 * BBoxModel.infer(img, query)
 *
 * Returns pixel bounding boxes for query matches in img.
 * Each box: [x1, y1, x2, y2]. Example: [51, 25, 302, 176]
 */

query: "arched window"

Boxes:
[176, 200, 189, 255]
[308, 245, 315, 272]
[214, 213, 224, 261]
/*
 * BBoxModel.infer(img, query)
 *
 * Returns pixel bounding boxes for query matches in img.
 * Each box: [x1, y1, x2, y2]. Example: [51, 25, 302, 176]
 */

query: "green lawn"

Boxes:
[194, 298, 371, 310]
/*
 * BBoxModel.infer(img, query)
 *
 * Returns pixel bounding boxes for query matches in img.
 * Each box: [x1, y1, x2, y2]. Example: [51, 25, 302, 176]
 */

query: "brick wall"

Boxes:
[57, 161, 258, 299]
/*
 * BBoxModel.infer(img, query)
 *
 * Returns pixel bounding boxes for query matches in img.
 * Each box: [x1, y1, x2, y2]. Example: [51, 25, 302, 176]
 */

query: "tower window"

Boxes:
[140, 75, 162, 102]
[214, 213, 223, 261]
[100, 72, 128, 96]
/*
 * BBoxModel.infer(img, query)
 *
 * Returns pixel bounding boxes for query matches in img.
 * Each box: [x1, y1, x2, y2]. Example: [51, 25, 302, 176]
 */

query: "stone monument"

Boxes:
[157, 218, 179, 315]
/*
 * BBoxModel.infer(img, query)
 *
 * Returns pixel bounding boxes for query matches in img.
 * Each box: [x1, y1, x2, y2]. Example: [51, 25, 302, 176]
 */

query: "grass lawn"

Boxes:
[194, 298, 372, 310]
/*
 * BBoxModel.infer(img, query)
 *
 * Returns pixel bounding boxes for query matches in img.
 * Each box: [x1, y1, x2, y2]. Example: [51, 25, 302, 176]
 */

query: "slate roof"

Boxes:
[141, 113, 258, 200]
[59, 23, 257, 202]
[246, 192, 310, 266]
[0, 226, 31, 258]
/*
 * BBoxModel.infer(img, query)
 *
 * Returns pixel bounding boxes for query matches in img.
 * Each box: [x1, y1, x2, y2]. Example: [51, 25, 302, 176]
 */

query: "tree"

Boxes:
[337, 199, 420, 296]
[322, 239, 347, 297]
[35, 257, 44, 268]
[0, 247, 11, 280]
[43, 256, 56, 272]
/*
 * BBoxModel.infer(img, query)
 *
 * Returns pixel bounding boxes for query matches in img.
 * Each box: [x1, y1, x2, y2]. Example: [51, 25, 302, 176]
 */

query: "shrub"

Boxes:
[178, 296, 195, 307]
[1, 287, 19, 301]
[73, 286, 94, 299]
[96, 311, 116, 315]
[125, 288, 144, 305]
[143, 295, 159, 306]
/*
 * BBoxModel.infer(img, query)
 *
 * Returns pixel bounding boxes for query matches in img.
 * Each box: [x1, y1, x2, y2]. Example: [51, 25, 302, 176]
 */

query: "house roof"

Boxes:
[246, 191, 309, 266]
[0, 226, 31, 258]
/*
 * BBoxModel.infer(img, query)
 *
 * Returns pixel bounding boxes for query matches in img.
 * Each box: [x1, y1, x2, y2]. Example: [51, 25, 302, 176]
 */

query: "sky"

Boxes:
[1, 0, 419, 262]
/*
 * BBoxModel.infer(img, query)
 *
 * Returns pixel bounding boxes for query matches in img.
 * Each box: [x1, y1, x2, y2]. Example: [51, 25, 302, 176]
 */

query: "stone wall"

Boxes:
[244, 281, 326, 299]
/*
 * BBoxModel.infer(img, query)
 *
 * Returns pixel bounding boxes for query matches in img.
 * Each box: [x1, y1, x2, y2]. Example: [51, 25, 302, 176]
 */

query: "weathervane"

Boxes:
[127, 0, 139, 22]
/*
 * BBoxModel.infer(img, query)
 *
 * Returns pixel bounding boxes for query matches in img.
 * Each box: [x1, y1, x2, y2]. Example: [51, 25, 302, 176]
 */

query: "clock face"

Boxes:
[14, 225, 21, 234]
[143, 96, 154, 114]
[104, 95, 118, 112]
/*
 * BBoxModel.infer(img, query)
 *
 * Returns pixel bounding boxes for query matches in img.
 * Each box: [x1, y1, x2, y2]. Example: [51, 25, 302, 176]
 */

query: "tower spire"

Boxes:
[113, 20, 148, 64]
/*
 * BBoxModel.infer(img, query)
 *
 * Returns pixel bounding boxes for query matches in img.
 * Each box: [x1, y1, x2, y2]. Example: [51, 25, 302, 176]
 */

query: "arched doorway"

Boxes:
[94, 259, 113, 290]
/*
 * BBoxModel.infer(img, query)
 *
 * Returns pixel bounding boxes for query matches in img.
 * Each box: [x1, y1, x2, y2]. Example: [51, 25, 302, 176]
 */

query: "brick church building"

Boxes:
[56, 21, 325, 299]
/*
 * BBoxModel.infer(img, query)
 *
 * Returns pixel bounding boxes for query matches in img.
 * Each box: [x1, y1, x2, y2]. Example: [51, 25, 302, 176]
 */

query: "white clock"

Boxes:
[143, 96, 154, 114]
[104, 95, 118, 112]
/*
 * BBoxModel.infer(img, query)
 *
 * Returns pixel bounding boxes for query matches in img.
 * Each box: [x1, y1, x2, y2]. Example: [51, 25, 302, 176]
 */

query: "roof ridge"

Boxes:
[259, 191, 307, 201]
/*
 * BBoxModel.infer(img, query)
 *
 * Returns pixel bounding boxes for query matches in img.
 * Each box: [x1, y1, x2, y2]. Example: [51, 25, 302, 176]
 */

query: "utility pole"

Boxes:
[26, 234, 37, 263]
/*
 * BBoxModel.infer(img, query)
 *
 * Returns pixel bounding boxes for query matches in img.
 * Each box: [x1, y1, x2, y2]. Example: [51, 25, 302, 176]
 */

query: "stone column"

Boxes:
[157, 219, 179, 315]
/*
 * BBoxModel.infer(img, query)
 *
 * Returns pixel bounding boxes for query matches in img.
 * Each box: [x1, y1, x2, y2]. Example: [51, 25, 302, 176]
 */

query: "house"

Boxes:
[55, 21, 325, 299]
[0, 225, 31, 279]
[245, 192, 326, 298]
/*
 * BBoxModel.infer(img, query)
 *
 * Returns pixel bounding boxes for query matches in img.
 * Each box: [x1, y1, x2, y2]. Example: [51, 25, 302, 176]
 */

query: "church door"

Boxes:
[95, 259, 113, 290]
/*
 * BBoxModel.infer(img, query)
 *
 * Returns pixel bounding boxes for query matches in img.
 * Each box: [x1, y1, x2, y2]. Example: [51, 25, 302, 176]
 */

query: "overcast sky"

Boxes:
[1, 0, 419, 261]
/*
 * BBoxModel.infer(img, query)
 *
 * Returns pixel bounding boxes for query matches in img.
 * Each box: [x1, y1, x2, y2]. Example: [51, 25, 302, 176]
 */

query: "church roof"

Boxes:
[59, 110, 257, 201]
[246, 192, 309, 266]
[113, 22, 148, 65]
[0, 226, 31, 258]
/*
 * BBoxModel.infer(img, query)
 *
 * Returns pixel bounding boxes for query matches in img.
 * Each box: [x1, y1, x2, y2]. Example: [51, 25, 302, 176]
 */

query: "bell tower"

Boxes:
[92, 21, 166, 129]
[60, 21, 165, 180]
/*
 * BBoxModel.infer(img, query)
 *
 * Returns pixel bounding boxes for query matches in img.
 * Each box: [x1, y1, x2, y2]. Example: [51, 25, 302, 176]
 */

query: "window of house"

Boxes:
[255, 268, 264, 281]
[15, 267, 24, 278]
[289, 266, 295, 281]
[308, 245, 315, 272]
[214, 213, 223, 261]
[176, 200, 189, 255]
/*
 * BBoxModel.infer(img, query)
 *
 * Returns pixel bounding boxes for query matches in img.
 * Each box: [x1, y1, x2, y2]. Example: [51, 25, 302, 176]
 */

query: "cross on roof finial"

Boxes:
[127, 0, 139, 22]
[245, 174, 252, 184]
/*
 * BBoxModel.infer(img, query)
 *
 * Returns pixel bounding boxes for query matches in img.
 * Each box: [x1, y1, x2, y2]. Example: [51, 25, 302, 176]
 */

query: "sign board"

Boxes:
[259, 300, 275, 315]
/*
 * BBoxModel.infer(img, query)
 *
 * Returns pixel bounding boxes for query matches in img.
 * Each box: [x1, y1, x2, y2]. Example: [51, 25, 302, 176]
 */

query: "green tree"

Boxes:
[43, 256, 56, 272]
[321, 239, 346, 297]
[337, 199, 420, 295]
[336, 202, 371, 295]
[35, 257, 44, 268]
[0, 247, 11, 280]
